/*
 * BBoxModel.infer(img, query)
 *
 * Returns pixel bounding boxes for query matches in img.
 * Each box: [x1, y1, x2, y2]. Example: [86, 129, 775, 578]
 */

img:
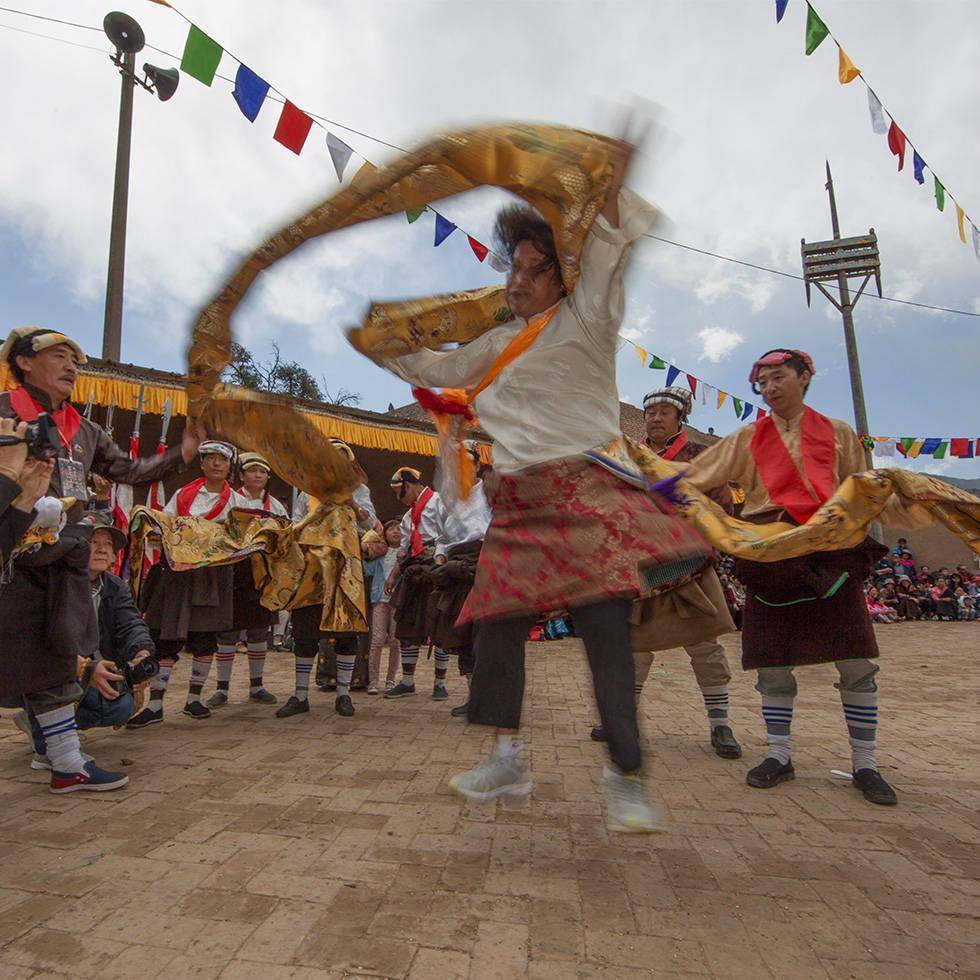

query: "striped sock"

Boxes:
[336, 654, 356, 697]
[761, 695, 794, 765]
[701, 685, 730, 731]
[216, 647, 236, 692]
[247, 644, 267, 691]
[294, 656, 314, 700]
[634, 680, 645, 698]
[149, 662, 173, 709]
[433, 648, 450, 682]
[401, 646, 419, 681]
[841, 690, 878, 772]
[35, 705, 86, 774]
[187, 655, 213, 704]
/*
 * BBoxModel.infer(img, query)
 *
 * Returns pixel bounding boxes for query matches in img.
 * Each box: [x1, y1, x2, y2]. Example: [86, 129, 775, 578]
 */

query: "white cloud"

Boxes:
[697, 326, 744, 363]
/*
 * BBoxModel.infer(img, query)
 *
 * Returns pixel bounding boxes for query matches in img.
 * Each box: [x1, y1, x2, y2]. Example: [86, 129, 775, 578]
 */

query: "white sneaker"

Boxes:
[602, 767, 668, 834]
[448, 753, 532, 802]
[31, 750, 94, 772]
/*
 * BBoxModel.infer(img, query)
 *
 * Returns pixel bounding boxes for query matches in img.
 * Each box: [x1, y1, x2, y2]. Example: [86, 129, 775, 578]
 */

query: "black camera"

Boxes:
[116, 655, 160, 693]
[0, 412, 61, 460]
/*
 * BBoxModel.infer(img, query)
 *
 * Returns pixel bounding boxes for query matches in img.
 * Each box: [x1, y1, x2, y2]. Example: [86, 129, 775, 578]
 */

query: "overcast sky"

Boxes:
[1, 0, 978, 476]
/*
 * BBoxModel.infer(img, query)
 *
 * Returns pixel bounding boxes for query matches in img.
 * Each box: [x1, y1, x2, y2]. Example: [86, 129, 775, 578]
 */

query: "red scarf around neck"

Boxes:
[409, 486, 434, 556]
[176, 478, 231, 520]
[749, 406, 836, 524]
[8, 385, 81, 453]
[659, 431, 689, 462]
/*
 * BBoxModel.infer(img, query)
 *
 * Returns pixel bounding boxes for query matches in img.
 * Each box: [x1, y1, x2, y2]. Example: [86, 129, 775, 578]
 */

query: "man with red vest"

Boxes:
[384, 466, 451, 700]
[0, 326, 201, 791]
[128, 440, 247, 727]
[686, 349, 897, 805]
[590, 386, 742, 759]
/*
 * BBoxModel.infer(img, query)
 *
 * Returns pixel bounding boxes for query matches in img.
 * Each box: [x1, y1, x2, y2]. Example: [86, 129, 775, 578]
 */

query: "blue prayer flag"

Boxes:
[233, 64, 270, 123]
[775, 0, 789, 23]
[665, 365, 681, 387]
[920, 437, 942, 456]
[912, 151, 926, 185]
[434, 214, 456, 247]
[740, 401, 754, 421]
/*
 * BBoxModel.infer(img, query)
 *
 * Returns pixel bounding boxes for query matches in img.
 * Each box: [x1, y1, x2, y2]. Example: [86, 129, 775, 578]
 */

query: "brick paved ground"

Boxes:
[0, 622, 977, 979]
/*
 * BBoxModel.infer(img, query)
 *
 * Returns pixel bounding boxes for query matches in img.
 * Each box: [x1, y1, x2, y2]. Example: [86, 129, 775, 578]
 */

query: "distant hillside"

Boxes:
[920, 473, 980, 494]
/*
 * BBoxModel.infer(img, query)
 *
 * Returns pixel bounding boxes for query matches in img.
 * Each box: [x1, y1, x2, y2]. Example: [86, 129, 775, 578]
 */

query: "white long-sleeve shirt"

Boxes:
[294, 484, 376, 530]
[383, 188, 657, 474]
[433, 480, 492, 557]
[398, 488, 442, 550]
[164, 484, 248, 521]
[237, 490, 289, 518]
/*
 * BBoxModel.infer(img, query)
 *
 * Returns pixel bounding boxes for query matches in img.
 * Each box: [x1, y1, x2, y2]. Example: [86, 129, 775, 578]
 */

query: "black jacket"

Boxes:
[0, 473, 34, 566]
[96, 571, 155, 665]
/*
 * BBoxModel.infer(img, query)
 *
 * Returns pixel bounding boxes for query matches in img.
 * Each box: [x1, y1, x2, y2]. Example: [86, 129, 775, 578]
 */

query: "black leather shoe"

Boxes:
[710, 725, 742, 759]
[746, 757, 795, 789]
[276, 696, 309, 718]
[853, 768, 897, 806]
[450, 701, 469, 718]
[182, 701, 211, 720]
[590, 725, 607, 742]
[335, 694, 355, 717]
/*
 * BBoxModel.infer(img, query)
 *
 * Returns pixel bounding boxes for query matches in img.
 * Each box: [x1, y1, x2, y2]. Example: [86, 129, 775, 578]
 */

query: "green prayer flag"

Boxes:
[934, 177, 945, 212]
[900, 437, 915, 454]
[649, 356, 667, 370]
[406, 207, 426, 224]
[732, 397, 743, 418]
[933, 441, 948, 459]
[180, 25, 223, 86]
[804, 3, 830, 55]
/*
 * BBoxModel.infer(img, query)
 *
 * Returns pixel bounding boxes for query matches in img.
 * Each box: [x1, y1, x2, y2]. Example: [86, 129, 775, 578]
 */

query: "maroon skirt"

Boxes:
[459, 457, 710, 625]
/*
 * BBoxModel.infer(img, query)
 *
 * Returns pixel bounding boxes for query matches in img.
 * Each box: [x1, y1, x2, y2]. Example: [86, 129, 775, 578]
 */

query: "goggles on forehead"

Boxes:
[748, 349, 815, 385]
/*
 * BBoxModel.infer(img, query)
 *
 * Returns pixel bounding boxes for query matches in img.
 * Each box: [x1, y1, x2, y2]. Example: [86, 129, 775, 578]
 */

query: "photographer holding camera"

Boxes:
[0, 416, 55, 561]
[0, 326, 203, 793]
[14, 511, 157, 781]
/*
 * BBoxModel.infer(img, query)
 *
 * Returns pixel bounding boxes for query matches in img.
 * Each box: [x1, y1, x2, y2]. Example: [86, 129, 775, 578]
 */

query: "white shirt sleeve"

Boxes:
[163, 491, 179, 516]
[431, 496, 450, 558]
[567, 187, 658, 344]
[352, 483, 377, 531]
[383, 325, 512, 391]
[294, 491, 310, 521]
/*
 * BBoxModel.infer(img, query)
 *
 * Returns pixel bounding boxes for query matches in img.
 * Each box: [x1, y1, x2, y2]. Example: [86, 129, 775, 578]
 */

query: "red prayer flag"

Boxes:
[273, 101, 313, 155]
[756, 408, 767, 421]
[887, 120, 906, 171]
[686, 374, 698, 397]
[950, 438, 972, 458]
[468, 237, 489, 262]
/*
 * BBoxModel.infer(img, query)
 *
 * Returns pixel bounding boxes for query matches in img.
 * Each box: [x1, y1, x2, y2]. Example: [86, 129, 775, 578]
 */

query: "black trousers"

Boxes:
[151, 631, 218, 662]
[290, 604, 358, 659]
[467, 597, 641, 774]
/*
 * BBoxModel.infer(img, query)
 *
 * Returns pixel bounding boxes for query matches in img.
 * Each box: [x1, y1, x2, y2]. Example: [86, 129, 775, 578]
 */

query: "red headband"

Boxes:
[748, 349, 814, 385]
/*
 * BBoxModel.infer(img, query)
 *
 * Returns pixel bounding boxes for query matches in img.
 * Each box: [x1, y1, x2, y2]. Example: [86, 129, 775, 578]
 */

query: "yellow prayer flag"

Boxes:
[956, 203, 967, 243]
[907, 440, 924, 459]
[635, 345, 647, 364]
[837, 47, 860, 84]
[716, 390, 728, 410]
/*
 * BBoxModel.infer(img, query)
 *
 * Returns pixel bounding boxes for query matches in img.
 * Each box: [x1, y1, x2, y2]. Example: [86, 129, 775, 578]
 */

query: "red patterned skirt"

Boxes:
[458, 457, 711, 625]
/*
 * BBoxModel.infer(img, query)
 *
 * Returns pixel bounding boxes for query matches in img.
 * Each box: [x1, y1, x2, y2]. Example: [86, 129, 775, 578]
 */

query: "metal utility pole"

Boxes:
[801, 163, 882, 470]
[102, 49, 136, 363]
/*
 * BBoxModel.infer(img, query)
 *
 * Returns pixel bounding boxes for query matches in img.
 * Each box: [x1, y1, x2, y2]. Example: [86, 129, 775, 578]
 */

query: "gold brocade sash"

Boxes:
[623, 440, 980, 560]
[129, 505, 367, 633]
[186, 123, 622, 499]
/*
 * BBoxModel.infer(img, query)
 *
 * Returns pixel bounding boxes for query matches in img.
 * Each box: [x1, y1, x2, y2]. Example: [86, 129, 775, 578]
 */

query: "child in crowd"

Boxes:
[866, 587, 898, 623]
[956, 588, 976, 621]
[363, 521, 403, 693]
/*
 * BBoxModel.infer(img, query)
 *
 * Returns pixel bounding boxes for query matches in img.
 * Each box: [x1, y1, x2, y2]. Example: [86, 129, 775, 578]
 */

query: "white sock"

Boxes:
[247, 645, 267, 690]
[336, 654, 356, 697]
[216, 649, 236, 691]
[35, 705, 87, 774]
[766, 734, 792, 766]
[294, 656, 314, 700]
[493, 734, 522, 759]
[701, 684, 730, 731]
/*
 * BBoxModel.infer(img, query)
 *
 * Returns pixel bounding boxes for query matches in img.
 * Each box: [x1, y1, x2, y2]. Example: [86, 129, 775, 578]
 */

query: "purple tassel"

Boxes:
[645, 473, 685, 508]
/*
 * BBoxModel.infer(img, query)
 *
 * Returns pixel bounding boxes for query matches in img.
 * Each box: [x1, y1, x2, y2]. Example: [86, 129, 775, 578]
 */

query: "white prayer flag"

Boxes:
[488, 252, 509, 273]
[326, 132, 354, 182]
[873, 437, 896, 458]
[867, 89, 888, 135]
[972, 223, 980, 261]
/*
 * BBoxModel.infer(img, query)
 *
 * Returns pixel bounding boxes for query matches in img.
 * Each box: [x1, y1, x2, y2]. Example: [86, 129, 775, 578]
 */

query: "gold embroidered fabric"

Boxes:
[186, 124, 619, 481]
[625, 440, 980, 559]
[129, 504, 367, 633]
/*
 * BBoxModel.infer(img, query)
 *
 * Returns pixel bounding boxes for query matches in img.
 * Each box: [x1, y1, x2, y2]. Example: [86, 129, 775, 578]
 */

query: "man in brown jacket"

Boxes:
[0, 326, 202, 792]
[592, 386, 741, 759]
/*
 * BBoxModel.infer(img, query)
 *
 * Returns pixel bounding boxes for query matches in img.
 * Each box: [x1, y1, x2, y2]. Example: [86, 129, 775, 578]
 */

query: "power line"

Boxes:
[0, 20, 107, 52]
[4, 6, 979, 319]
[644, 234, 980, 319]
